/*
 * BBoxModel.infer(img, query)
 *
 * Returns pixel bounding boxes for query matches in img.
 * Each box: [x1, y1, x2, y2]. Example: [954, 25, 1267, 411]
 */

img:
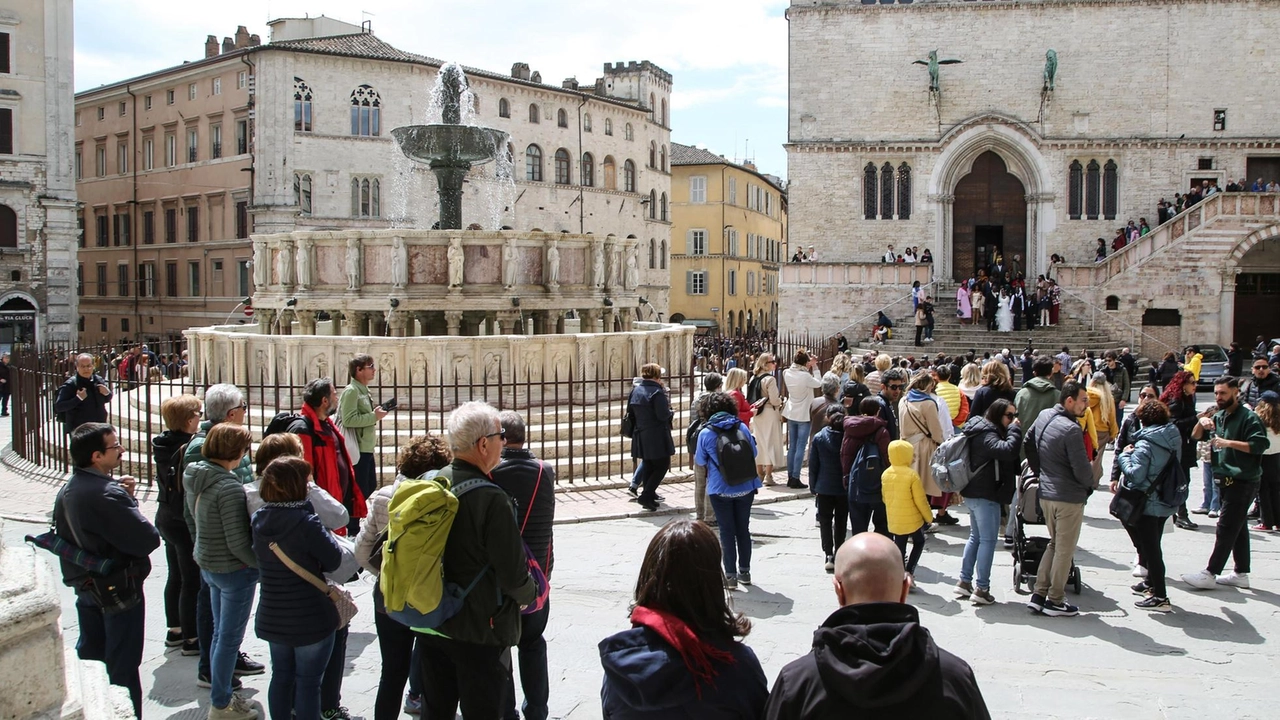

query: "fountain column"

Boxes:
[258, 309, 276, 335]
[296, 310, 317, 335]
[445, 310, 463, 336]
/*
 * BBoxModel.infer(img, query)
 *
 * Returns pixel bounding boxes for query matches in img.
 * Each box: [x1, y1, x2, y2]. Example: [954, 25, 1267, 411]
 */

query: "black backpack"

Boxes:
[711, 424, 757, 486]
[264, 411, 308, 438]
[153, 439, 188, 505]
[686, 417, 705, 457]
[746, 374, 765, 405]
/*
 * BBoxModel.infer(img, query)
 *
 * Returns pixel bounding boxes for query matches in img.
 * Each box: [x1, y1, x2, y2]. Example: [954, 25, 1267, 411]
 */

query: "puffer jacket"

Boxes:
[1024, 406, 1093, 505]
[808, 425, 845, 496]
[881, 440, 932, 535]
[1117, 423, 1183, 517]
[1166, 396, 1199, 470]
[183, 420, 254, 485]
[959, 416, 1022, 504]
[252, 502, 342, 647]
[183, 460, 257, 572]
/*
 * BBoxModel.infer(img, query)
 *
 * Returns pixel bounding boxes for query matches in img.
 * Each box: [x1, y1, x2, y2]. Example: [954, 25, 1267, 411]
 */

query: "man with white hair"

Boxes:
[418, 401, 536, 719]
[54, 353, 112, 433]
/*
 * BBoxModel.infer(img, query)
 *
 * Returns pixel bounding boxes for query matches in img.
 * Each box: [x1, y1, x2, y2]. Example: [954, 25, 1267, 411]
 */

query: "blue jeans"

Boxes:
[202, 567, 259, 708]
[268, 634, 335, 720]
[959, 498, 1002, 591]
[787, 420, 811, 480]
[1201, 462, 1220, 511]
[710, 493, 754, 576]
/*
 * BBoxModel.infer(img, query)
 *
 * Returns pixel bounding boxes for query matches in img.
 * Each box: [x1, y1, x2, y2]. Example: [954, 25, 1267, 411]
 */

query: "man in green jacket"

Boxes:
[339, 354, 387, 535]
[1015, 356, 1061, 458]
[1183, 376, 1268, 591]
[419, 401, 535, 719]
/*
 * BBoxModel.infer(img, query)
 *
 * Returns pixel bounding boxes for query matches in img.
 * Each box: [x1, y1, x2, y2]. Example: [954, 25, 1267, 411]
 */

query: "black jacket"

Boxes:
[1157, 358, 1180, 386]
[1242, 372, 1280, 407]
[960, 416, 1022, 504]
[969, 386, 1016, 421]
[763, 603, 990, 720]
[53, 467, 160, 590]
[490, 447, 557, 576]
[629, 380, 675, 460]
[1166, 396, 1200, 470]
[0, 359, 11, 388]
[437, 459, 536, 646]
[252, 503, 342, 647]
[54, 373, 112, 433]
[151, 429, 194, 506]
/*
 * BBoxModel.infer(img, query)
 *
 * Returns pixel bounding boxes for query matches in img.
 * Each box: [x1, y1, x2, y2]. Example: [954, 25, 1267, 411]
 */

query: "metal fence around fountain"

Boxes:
[10, 341, 699, 488]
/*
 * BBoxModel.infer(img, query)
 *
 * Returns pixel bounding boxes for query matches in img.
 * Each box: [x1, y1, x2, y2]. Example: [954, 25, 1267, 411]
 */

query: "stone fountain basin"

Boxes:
[391, 124, 509, 167]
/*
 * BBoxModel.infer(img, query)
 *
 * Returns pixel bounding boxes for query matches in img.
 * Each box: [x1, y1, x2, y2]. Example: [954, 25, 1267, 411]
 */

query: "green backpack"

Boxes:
[379, 469, 495, 629]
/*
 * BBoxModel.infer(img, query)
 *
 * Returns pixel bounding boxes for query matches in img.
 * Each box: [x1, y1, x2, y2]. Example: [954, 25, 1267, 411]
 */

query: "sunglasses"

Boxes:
[480, 430, 505, 443]
[1140, 394, 1157, 400]
[887, 384, 904, 391]
[1004, 412, 1017, 419]
[1254, 366, 1268, 371]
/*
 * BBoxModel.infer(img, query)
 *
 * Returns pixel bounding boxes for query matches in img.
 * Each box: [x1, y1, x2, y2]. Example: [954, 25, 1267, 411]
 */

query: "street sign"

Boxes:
[244, 306, 255, 317]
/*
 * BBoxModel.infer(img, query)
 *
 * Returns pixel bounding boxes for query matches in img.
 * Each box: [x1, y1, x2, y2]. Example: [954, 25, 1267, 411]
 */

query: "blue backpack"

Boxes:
[847, 437, 885, 505]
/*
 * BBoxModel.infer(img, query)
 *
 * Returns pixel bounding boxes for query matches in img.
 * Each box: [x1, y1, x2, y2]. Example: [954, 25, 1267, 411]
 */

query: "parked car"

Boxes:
[1194, 344, 1230, 389]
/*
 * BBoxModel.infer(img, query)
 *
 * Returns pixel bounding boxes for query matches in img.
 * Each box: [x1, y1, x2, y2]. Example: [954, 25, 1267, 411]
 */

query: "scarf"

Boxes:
[906, 389, 934, 404]
[630, 605, 735, 699]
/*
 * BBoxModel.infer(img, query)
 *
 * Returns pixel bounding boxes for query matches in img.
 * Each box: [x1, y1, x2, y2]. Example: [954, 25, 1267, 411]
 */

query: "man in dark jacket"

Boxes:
[869, 368, 906, 441]
[491, 410, 556, 720]
[0, 351, 11, 416]
[629, 364, 675, 511]
[1241, 358, 1280, 407]
[763, 533, 990, 720]
[1023, 381, 1093, 617]
[420, 401, 536, 720]
[55, 422, 161, 718]
[54, 353, 112, 434]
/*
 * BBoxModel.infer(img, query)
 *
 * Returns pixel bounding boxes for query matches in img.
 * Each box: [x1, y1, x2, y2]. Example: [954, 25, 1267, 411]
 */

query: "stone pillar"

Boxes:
[497, 310, 523, 335]
[230, 335, 249, 386]
[581, 309, 601, 333]
[388, 311, 409, 338]
[329, 312, 344, 336]
[931, 194, 956, 282]
[445, 310, 463, 336]
[1218, 266, 1240, 348]
[257, 308, 277, 335]
[296, 310, 318, 336]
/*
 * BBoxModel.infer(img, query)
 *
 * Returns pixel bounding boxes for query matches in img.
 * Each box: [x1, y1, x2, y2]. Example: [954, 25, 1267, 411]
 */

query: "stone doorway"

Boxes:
[1233, 237, 1280, 345]
[952, 151, 1027, 282]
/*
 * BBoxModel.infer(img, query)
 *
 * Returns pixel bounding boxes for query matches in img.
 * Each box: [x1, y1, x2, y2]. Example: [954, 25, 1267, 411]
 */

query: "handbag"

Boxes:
[270, 541, 359, 628]
[1108, 484, 1147, 528]
[52, 485, 143, 614]
[518, 463, 551, 615]
[620, 405, 636, 438]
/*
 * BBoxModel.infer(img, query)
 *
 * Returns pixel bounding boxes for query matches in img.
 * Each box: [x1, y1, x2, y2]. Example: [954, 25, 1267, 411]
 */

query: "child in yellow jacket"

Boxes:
[881, 439, 933, 581]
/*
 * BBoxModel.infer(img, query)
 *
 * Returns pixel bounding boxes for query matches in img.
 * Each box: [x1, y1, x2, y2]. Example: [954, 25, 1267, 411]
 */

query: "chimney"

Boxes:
[234, 25, 250, 49]
[205, 35, 219, 58]
[561, 77, 579, 91]
[530, 71, 542, 84]
[248, 34, 261, 47]
[222, 37, 235, 54]
[511, 62, 530, 81]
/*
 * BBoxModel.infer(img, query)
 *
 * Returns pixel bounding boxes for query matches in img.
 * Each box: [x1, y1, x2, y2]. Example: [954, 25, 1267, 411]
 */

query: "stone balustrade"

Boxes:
[250, 229, 644, 336]
[781, 261, 934, 286]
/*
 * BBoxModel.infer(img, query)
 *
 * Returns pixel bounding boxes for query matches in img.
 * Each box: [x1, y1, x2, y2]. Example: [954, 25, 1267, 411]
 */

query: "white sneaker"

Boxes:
[1181, 570, 1218, 590]
[1216, 572, 1250, 589]
[1131, 564, 1148, 578]
[209, 694, 259, 720]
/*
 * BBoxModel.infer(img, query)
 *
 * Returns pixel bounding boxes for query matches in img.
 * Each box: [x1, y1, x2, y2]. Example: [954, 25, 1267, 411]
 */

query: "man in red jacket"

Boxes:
[290, 377, 366, 536]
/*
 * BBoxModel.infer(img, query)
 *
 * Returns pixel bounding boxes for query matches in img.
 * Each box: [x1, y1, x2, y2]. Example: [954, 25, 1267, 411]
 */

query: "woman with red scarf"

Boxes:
[599, 520, 768, 718]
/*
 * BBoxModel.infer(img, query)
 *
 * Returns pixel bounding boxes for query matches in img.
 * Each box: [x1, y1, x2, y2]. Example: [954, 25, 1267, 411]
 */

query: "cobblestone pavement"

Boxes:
[5, 416, 1280, 719]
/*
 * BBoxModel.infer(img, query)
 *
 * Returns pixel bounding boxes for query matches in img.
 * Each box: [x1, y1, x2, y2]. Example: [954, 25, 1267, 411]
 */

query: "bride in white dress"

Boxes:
[996, 289, 1015, 332]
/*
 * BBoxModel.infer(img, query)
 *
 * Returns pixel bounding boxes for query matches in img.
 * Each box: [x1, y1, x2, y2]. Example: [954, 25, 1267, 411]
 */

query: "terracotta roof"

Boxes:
[269, 33, 440, 65]
[670, 142, 729, 166]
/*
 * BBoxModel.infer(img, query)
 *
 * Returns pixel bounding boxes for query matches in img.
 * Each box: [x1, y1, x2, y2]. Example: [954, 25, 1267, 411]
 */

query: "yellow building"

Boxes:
[669, 143, 785, 334]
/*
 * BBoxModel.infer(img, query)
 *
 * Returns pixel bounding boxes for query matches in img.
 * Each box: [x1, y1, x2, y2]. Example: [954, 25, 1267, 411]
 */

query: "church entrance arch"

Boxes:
[1232, 235, 1280, 344]
[952, 151, 1027, 283]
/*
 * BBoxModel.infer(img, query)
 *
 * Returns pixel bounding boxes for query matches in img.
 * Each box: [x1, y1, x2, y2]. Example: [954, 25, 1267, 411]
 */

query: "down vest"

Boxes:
[252, 503, 343, 647]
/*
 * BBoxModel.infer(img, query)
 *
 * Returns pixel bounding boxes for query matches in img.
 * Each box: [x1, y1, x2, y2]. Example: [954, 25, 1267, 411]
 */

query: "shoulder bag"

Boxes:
[270, 541, 359, 628]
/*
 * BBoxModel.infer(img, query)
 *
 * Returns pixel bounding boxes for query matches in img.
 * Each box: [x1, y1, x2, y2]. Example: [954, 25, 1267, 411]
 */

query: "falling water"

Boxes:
[426, 61, 478, 127]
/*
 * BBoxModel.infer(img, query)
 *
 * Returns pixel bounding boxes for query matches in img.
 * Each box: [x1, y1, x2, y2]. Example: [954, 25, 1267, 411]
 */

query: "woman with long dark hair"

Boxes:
[956, 399, 1022, 605]
[599, 520, 768, 718]
[1117, 400, 1182, 612]
[1251, 392, 1280, 532]
[1160, 371, 1201, 531]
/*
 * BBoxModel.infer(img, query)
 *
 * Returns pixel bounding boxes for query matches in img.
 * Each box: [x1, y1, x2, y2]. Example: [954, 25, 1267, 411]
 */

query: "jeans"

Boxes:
[419, 634, 513, 720]
[693, 465, 709, 521]
[76, 596, 145, 718]
[710, 493, 755, 576]
[155, 503, 199, 640]
[268, 634, 335, 720]
[786, 420, 811, 480]
[321, 624, 349, 712]
[351, 453, 376, 535]
[504, 598, 551, 720]
[202, 567, 259, 708]
[1259, 454, 1280, 528]
[373, 603, 422, 720]
[959, 498, 1002, 591]
[815, 494, 848, 557]
[1207, 479, 1258, 575]
[1200, 462, 1220, 511]
[1125, 515, 1169, 598]
[925, 320, 934, 340]
[849, 500, 889, 537]
[1033, 499, 1084, 604]
[893, 527, 926, 574]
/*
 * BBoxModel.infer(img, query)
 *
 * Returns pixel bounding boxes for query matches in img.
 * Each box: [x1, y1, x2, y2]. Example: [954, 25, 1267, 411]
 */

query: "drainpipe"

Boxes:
[576, 96, 586, 233]
[126, 84, 140, 342]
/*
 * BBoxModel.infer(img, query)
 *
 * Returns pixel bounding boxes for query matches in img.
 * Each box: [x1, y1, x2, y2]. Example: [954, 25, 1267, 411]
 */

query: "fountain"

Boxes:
[390, 64, 509, 231]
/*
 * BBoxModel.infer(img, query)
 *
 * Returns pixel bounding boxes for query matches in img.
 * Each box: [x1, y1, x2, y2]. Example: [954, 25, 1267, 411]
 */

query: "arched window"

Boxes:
[661, 99, 667, 127]
[294, 78, 313, 132]
[294, 173, 312, 215]
[649, 141, 656, 168]
[880, 162, 894, 219]
[554, 148, 571, 185]
[371, 178, 380, 217]
[649, 93, 656, 121]
[528, 103, 539, 123]
[648, 238, 656, 268]
[660, 192, 668, 221]
[581, 152, 594, 187]
[863, 162, 877, 220]
[350, 178, 380, 218]
[498, 98, 510, 118]
[1106, 295, 1120, 311]
[525, 144, 543, 182]
[897, 163, 912, 220]
[648, 190, 657, 219]
[660, 145, 667, 172]
[351, 178, 360, 216]
[624, 123, 634, 141]
[557, 108, 568, 128]
[350, 85, 381, 136]
[0, 205, 16, 248]
[623, 160, 636, 192]
[1085, 159, 1101, 219]
[604, 118, 613, 136]
[660, 240, 667, 269]
[1103, 159, 1118, 220]
[361, 179, 371, 216]
[1068, 160, 1083, 219]
[603, 156, 616, 190]
[583, 113, 592, 132]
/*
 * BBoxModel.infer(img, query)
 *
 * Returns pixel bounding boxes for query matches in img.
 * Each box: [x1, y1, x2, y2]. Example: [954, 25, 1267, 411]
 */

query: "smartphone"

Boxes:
[380, 398, 398, 411]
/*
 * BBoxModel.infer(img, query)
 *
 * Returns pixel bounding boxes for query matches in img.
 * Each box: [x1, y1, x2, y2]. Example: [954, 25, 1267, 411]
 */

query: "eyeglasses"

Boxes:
[480, 430, 505, 443]
[1003, 412, 1017, 419]
[106, 443, 123, 451]
[238, 402, 248, 410]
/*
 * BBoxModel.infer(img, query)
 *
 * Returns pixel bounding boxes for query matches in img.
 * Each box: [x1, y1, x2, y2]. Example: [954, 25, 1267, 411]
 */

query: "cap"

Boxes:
[1260, 391, 1280, 404]
[841, 380, 863, 399]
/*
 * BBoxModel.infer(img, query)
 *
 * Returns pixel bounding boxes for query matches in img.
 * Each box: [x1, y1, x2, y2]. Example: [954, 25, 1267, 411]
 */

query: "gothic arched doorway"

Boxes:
[951, 151, 1027, 282]
[1233, 236, 1280, 344]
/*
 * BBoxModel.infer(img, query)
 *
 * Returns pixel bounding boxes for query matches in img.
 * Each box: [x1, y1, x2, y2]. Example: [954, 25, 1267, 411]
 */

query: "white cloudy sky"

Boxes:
[75, 0, 791, 177]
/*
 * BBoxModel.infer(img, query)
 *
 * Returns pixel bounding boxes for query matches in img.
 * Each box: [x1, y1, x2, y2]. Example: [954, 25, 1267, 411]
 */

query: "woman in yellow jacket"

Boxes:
[1087, 372, 1116, 485]
[881, 439, 933, 585]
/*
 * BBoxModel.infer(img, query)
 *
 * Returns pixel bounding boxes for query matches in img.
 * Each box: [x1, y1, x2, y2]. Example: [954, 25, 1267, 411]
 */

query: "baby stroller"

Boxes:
[1011, 462, 1082, 594]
